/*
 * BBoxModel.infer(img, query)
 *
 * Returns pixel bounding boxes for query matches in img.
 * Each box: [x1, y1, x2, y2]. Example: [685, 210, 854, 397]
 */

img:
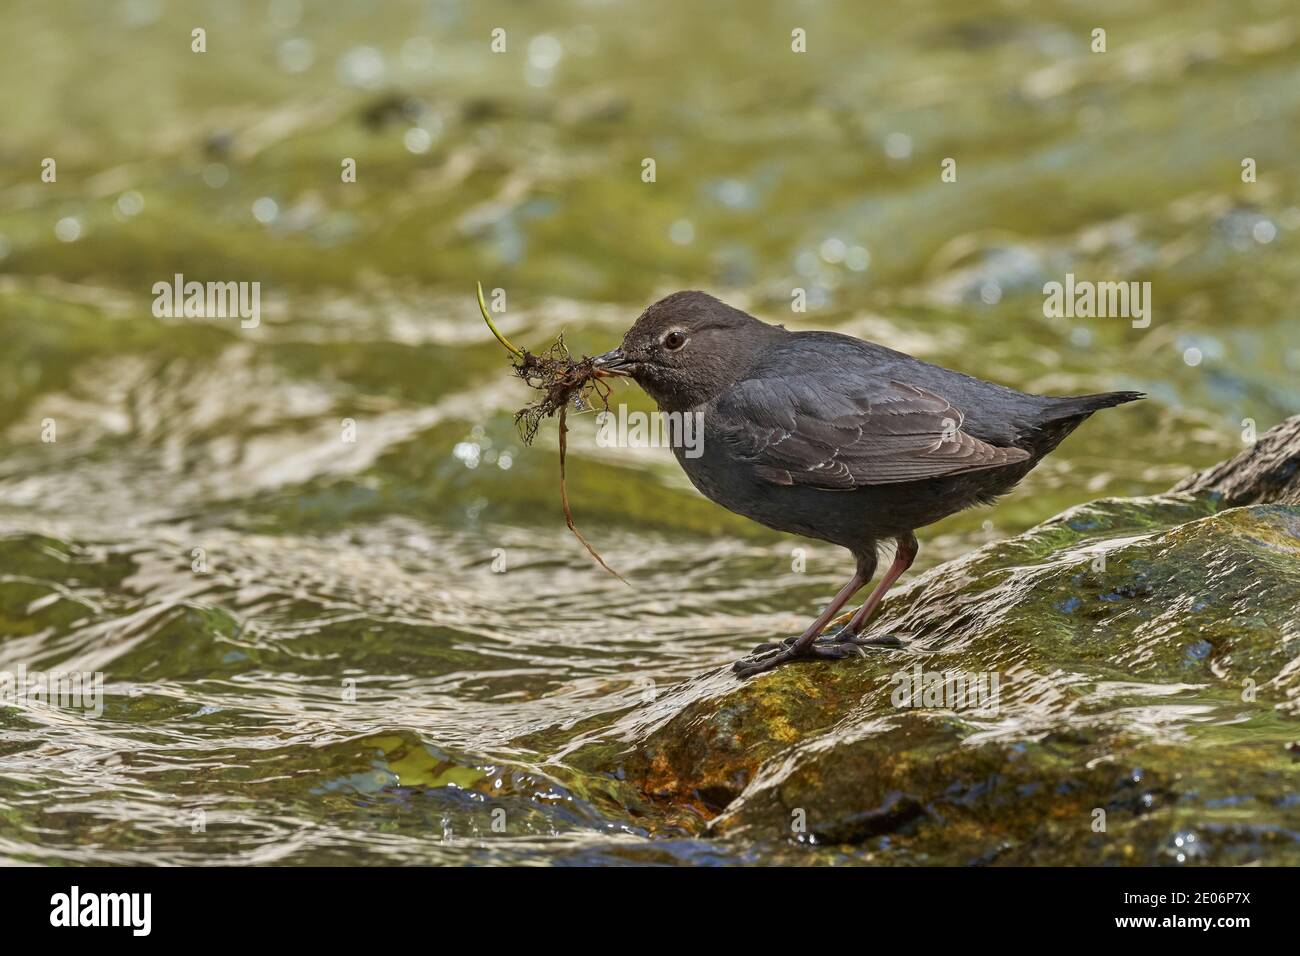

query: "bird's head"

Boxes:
[593, 291, 785, 411]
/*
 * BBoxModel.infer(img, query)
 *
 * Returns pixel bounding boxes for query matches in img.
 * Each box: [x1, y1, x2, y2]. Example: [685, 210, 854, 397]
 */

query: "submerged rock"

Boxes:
[595, 416, 1300, 864]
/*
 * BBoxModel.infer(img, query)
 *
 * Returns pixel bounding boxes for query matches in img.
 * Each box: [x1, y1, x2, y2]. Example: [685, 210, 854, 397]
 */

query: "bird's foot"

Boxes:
[746, 628, 903, 655]
[819, 626, 905, 649]
[732, 641, 857, 678]
[735, 630, 903, 678]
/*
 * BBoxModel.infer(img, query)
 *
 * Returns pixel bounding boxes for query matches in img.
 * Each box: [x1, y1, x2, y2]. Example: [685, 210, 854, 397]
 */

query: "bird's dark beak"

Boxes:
[592, 348, 632, 377]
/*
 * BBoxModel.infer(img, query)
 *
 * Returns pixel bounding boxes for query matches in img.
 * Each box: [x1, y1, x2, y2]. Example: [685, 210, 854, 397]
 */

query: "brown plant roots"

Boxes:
[507, 335, 628, 585]
[511, 334, 608, 444]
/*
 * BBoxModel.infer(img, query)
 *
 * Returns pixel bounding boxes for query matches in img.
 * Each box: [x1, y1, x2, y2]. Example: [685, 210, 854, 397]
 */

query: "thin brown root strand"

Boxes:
[558, 406, 630, 586]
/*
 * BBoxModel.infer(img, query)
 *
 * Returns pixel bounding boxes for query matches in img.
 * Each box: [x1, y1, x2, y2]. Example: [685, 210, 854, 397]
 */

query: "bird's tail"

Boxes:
[1049, 390, 1145, 418]
[1022, 390, 1144, 458]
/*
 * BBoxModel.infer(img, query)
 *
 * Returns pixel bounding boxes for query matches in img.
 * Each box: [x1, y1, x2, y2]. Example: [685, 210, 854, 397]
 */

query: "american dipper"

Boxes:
[592, 291, 1143, 678]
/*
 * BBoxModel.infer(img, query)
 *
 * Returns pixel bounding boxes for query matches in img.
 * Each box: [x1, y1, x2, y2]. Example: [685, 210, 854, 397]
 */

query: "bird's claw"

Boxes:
[733, 642, 847, 677]
[820, 628, 905, 649]
[747, 630, 903, 655]
[734, 631, 903, 678]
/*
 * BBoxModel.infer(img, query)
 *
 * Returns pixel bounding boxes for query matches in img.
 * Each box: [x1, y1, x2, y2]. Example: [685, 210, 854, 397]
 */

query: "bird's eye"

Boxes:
[663, 330, 687, 351]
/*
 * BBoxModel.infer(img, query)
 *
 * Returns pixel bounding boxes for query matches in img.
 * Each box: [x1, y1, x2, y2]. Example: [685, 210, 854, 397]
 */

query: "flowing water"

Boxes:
[1, 0, 1298, 864]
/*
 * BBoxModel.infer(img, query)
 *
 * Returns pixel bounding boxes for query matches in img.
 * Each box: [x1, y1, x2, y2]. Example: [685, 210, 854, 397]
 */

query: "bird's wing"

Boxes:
[712, 375, 1030, 490]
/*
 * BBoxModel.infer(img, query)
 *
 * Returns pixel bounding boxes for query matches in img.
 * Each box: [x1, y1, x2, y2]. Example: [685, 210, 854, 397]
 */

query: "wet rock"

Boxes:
[606, 416, 1300, 864]
[1172, 414, 1300, 506]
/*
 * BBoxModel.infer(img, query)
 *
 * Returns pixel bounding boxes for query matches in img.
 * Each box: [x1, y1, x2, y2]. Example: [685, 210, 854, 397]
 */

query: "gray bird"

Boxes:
[592, 291, 1143, 677]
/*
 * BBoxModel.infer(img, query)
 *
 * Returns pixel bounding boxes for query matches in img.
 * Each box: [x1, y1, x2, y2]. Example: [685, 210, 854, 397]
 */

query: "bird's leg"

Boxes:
[824, 532, 918, 646]
[733, 556, 875, 677]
